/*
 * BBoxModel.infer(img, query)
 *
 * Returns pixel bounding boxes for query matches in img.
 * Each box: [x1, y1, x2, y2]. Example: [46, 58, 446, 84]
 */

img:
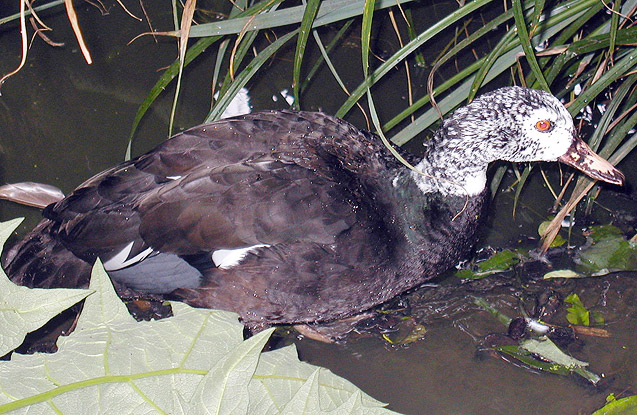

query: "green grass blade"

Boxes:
[367, 92, 419, 172]
[551, 1, 603, 47]
[603, 97, 637, 162]
[168, 0, 197, 136]
[218, 2, 284, 102]
[125, 36, 221, 160]
[389, 8, 517, 127]
[336, 0, 493, 118]
[587, 73, 636, 153]
[609, 131, 637, 167]
[512, 165, 531, 218]
[609, 0, 621, 53]
[362, 1, 419, 174]
[293, 0, 321, 109]
[205, 30, 298, 122]
[530, 0, 545, 27]
[301, 20, 354, 94]
[512, 0, 549, 91]
[0, 0, 64, 25]
[211, 0, 249, 95]
[389, 0, 603, 146]
[125, 0, 286, 158]
[349, 0, 595, 127]
[490, 165, 509, 199]
[186, 0, 414, 38]
[468, 29, 516, 101]
[362, 0, 376, 137]
[212, 38, 231, 100]
[361, 0, 376, 77]
[403, 8, 425, 67]
[230, 29, 261, 77]
[568, 47, 637, 116]
[427, 6, 518, 104]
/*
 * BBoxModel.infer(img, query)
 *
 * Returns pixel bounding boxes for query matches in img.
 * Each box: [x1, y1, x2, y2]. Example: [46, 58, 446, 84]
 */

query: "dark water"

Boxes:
[0, 2, 634, 414]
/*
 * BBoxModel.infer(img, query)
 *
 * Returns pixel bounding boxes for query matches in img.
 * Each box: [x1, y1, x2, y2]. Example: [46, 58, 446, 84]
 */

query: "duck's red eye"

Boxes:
[535, 120, 552, 132]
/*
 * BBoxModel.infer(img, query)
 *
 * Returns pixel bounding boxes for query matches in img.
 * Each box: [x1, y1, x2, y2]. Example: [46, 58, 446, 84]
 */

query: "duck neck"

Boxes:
[376, 168, 489, 297]
[410, 129, 491, 197]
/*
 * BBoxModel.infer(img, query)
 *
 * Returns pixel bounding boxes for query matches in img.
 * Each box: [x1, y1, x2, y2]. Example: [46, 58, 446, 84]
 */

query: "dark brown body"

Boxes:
[4, 111, 487, 328]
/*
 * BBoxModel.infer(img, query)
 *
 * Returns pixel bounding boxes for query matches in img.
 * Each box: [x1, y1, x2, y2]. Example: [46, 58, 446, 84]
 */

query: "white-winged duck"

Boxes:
[3, 87, 624, 333]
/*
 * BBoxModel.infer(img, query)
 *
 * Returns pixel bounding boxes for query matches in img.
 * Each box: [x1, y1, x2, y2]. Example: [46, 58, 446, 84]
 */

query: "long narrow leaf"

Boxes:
[427, 7, 517, 104]
[125, 0, 286, 158]
[569, 47, 637, 115]
[609, 0, 621, 53]
[361, 0, 376, 78]
[605, 106, 637, 163]
[468, 30, 516, 101]
[186, 0, 413, 38]
[389, 0, 602, 146]
[168, 0, 197, 136]
[293, 0, 321, 109]
[512, 0, 548, 90]
[0, 0, 64, 25]
[211, 0, 249, 100]
[545, 24, 634, 85]
[206, 30, 298, 122]
[125, 36, 220, 160]
[588, 74, 636, 153]
[336, 0, 493, 118]
[301, 20, 354, 94]
[609, 131, 637, 166]
[512, 165, 531, 218]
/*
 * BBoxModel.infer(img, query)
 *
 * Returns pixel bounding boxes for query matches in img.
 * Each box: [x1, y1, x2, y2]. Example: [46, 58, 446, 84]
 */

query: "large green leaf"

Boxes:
[0, 221, 397, 414]
[0, 218, 92, 357]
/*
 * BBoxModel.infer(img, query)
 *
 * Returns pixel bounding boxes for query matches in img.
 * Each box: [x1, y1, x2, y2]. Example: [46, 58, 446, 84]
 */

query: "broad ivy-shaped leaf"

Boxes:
[0, 218, 92, 357]
[456, 249, 520, 279]
[0, 230, 397, 414]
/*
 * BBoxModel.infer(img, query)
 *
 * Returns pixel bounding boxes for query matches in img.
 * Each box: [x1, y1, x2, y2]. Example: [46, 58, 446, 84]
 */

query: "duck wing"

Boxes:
[136, 157, 357, 253]
[5, 111, 398, 294]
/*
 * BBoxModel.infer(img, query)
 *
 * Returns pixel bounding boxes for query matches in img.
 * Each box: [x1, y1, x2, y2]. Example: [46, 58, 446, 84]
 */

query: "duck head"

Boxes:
[416, 86, 625, 195]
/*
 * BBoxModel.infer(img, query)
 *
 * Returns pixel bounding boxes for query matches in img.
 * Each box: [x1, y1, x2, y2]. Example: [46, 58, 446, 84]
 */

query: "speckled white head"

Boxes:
[412, 87, 581, 196]
[503, 94, 575, 162]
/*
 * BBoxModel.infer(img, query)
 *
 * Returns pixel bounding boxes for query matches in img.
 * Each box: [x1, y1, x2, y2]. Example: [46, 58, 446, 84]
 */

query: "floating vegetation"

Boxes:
[576, 225, 637, 276]
[592, 394, 637, 415]
[456, 249, 521, 280]
[473, 296, 602, 385]
[459, 225, 637, 281]
[564, 293, 604, 326]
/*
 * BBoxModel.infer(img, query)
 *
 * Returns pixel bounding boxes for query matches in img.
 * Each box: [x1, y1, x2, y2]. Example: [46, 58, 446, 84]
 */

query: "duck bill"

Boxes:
[558, 136, 625, 186]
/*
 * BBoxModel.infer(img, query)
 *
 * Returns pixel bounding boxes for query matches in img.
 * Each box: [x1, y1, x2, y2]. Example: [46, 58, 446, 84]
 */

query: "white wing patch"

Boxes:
[103, 242, 155, 271]
[212, 244, 270, 269]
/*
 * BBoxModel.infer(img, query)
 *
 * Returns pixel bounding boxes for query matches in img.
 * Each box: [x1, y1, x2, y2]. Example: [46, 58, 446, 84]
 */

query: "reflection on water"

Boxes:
[0, 2, 635, 414]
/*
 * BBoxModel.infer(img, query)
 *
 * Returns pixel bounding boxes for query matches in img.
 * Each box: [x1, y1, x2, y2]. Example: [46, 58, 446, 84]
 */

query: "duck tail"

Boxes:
[2, 219, 92, 289]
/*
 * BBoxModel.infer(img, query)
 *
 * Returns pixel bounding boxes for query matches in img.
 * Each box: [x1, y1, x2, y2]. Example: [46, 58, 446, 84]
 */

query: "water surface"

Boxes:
[0, 3, 634, 414]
